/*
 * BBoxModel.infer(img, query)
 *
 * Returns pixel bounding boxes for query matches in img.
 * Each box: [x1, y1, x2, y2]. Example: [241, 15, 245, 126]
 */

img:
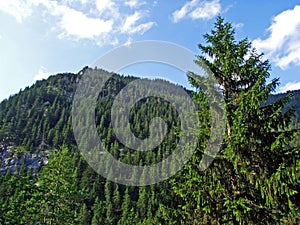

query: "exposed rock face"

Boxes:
[0, 145, 50, 175]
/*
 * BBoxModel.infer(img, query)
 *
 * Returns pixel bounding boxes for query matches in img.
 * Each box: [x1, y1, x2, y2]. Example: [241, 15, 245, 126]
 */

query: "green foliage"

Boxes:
[36, 146, 81, 224]
[0, 17, 299, 225]
[160, 16, 300, 224]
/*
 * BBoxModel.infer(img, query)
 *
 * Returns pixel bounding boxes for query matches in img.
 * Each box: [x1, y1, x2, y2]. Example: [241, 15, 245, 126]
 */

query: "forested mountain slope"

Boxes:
[0, 17, 299, 224]
[0, 68, 122, 150]
[0, 68, 185, 224]
[0, 67, 299, 224]
[267, 90, 300, 122]
[0, 67, 299, 153]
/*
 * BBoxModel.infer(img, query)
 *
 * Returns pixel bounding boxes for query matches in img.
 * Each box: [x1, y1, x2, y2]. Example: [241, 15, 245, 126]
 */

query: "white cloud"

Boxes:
[36, 1, 114, 38]
[95, 0, 119, 17]
[122, 11, 142, 32]
[96, 0, 111, 12]
[279, 81, 300, 93]
[189, 0, 221, 20]
[253, 5, 300, 69]
[121, 11, 155, 34]
[34, 66, 51, 82]
[233, 22, 244, 29]
[130, 21, 155, 34]
[125, 0, 146, 8]
[172, 0, 197, 23]
[79, 0, 88, 4]
[172, 0, 221, 23]
[0, 0, 33, 23]
[54, 5, 113, 39]
[0, 0, 155, 46]
[124, 37, 133, 47]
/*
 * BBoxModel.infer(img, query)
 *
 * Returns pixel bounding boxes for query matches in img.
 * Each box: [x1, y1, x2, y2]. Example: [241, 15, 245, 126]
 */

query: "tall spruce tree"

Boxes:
[160, 16, 300, 224]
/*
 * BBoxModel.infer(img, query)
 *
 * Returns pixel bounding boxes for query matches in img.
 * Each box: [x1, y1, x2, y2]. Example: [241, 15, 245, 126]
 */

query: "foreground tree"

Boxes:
[160, 16, 300, 224]
[36, 147, 82, 224]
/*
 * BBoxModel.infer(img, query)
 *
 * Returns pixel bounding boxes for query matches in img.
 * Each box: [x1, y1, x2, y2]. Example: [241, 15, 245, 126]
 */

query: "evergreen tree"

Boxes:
[91, 197, 105, 225]
[36, 146, 81, 224]
[162, 16, 300, 224]
[104, 179, 115, 224]
[120, 187, 131, 224]
[76, 203, 91, 225]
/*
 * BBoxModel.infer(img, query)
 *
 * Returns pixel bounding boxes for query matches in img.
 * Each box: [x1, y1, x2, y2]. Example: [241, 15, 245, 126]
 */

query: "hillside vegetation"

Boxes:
[0, 17, 299, 224]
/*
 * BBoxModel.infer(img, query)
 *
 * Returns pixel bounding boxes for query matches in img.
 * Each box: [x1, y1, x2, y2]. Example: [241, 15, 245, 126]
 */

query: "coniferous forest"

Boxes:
[0, 17, 300, 224]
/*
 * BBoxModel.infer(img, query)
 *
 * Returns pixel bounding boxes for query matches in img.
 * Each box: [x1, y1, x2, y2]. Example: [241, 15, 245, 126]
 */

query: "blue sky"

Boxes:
[0, 0, 300, 101]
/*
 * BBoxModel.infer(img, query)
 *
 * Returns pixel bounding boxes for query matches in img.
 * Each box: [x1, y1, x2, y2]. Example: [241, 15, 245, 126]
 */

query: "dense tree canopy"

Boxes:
[0, 17, 299, 224]
[159, 16, 300, 224]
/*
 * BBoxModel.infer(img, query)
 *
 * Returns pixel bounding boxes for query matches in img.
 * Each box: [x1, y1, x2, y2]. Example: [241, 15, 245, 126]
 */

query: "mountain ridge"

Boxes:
[0, 67, 299, 174]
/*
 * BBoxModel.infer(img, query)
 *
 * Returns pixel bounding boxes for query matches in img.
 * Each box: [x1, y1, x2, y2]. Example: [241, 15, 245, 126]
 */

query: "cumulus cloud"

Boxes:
[279, 81, 300, 93]
[0, 0, 33, 23]
[252, 5, 300, 69]
[172, 0, 221, 23]
[33, 66, 51, 82]
[189, 0, 221, 20]
[53, 5, 113, 39]
[0, 0, 155, 46]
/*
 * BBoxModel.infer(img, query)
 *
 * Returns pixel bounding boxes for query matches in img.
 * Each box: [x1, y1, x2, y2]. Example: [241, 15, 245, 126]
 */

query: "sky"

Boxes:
[0, 0, 300, 101]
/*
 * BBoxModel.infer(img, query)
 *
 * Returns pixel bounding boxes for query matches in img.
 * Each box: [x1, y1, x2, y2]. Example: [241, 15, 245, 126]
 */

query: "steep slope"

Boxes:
[267, 89, 300, 122]
[0, 68, 299, 152]
[0, 67, 299, 224]
[0, 67, 183, 173]
[0, 68, 136, 149]
[0, 68, 185, 224]
[1, 68, 300, 147]
[0, 68, 131, 173]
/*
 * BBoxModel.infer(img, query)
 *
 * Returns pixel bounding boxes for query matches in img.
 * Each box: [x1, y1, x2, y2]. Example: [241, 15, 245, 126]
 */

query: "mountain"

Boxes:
[0, 68, 135, 147]
[267, 89, 300, 122]
[0, 68, 299, 224]
[0, 67, 185, 173]
[0, 68, 299, 174]
[0, 68, 188, 224]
